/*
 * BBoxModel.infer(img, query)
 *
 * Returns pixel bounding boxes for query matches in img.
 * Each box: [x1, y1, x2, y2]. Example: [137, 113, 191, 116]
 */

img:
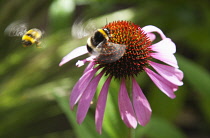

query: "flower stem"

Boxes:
[128, 128, 135, 138]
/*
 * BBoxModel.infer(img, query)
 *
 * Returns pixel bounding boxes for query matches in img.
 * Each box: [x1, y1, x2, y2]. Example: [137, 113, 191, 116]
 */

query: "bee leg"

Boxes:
[36, 45, 42, 48]
[35, 41, 42, 48]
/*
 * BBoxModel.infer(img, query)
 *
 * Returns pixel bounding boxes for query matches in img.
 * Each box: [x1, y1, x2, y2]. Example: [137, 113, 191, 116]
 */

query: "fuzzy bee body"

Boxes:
[71, 19, 126, 63]
[5, 21, 43, 48]
[86, 28, 126, 63]
[22, 28, 42, 47]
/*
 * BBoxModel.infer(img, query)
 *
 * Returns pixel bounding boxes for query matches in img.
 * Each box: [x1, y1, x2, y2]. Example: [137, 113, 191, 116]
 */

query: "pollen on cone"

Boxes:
[98, 21, 151, 79]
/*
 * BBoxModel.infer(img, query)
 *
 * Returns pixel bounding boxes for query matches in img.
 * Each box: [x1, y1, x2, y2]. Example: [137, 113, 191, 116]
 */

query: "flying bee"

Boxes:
[21, 28, 42, 47]
[4, 20, 44, 48]
[72, 19, 126, 63]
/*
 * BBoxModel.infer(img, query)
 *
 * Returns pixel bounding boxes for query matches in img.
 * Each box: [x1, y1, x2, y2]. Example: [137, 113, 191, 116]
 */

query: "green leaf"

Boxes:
[177, 55, 210, 122]
[148, 85, 186, 121]
[136, 116, 186, 138]
[53, 92, 109, 138]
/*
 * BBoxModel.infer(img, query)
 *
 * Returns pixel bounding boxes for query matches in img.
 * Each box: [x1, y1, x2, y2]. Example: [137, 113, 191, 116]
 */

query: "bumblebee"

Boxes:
[86, 28, 126, 63]
[21, 28, 42, 47]
[4, 21, 43, 48]
[71, 19, 126, 63]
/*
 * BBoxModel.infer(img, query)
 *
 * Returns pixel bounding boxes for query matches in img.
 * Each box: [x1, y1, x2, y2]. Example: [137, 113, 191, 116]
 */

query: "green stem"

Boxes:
[128, 128, 135, 138]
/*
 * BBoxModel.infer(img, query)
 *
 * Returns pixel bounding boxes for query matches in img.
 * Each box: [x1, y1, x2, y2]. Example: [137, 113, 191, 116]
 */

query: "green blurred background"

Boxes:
[0, 0, 210, 137]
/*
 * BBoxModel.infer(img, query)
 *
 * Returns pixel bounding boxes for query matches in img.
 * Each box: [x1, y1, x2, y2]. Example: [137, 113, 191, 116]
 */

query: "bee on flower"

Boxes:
[59, 20, 184, 134]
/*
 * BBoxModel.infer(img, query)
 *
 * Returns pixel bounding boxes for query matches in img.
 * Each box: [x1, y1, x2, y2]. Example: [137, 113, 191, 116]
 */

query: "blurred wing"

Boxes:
[96, 42, 126, 63]
[71, 19, 96, 39]
[4, 20, 28, 37]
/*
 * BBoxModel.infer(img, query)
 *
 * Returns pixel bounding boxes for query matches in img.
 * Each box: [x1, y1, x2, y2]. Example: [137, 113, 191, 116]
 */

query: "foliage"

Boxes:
[0, 0, 210, 137]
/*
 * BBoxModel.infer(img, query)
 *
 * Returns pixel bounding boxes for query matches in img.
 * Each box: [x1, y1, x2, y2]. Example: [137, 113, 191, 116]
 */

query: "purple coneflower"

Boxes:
[59, 20, 183, 134]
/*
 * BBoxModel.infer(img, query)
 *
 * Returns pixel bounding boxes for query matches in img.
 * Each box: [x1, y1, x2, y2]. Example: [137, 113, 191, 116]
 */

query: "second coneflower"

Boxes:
[59, 20, 183, 134]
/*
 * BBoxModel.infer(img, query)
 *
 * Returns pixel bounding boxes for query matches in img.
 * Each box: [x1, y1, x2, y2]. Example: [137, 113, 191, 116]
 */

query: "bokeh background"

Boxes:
[0, 0, 210, 137]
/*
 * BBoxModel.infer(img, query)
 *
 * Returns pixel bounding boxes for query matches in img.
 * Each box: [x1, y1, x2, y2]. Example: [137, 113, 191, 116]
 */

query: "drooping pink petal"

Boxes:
[59, 46, 88, 66]
[149, 61, 184, 86]
[145, 68, 177, 99]
[150, 53, 178, 68]
[70, 67, 98, 109]
[132, 78, 152, 126]
[77, 71, 104, 124]
[142, 25, 166, 39]
[95, 76, 112, 134]
[146, 32, 156, 42]
[118, 78, 137, 128]
[149, 38, 176, 54]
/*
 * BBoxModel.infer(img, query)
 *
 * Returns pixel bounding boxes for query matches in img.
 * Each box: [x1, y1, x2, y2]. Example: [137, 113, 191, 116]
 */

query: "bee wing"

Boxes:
[4, 20, 28, 37]
[71, 19, 96, 39]
[96, 42, 126, 63]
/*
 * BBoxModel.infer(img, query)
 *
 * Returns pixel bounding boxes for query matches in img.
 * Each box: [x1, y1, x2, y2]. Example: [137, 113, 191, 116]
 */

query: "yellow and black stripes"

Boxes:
[21, 28, 42, 47]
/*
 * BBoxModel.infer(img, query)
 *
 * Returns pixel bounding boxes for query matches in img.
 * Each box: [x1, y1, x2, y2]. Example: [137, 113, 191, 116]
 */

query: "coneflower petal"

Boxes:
[95, 76, 112, 134]
[150, 53, 178, 68]
[59, 46, 88, 66]
[145, 68, 177, 99]
[83, 61, 95, 73]
[149, 61, 183, 86]
[118, 78, 137, 128]
[149, 38, 176, 54]
[77, 71, 104, 124]
[146, 32, 156, 42]
[70, 67, 98, 109]
[132, 78, 152, 126]
[142, 25, 166, 39]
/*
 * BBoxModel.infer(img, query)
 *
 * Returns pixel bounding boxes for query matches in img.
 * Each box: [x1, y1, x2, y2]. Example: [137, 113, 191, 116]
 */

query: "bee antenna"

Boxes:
[106, 18, 108, 25]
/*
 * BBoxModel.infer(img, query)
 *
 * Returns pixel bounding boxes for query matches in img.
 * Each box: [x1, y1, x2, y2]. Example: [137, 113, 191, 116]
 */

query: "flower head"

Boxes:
[59, 20, 183, 134]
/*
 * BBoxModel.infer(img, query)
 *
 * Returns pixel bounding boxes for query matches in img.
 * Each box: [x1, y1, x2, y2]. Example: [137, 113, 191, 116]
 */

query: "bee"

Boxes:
[21, 28, 42, 47]
[86, 28, 126, 63]
[72, 19, 126, 63]
[4, 21, 44, 48]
